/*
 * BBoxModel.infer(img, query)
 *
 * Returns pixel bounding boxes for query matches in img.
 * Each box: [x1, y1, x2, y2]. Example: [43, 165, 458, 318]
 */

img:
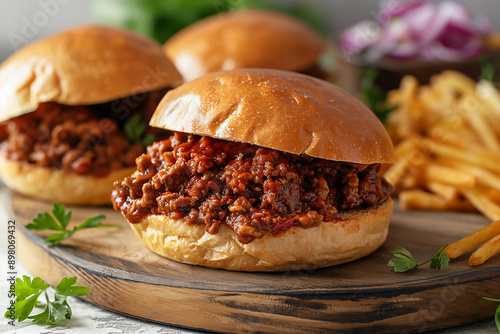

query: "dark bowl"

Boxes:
[332, 45, 499, 93]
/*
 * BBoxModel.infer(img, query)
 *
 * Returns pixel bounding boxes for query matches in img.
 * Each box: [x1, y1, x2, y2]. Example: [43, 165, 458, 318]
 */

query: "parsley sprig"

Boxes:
[482, 297, 500, 332]
[5, 275, 89, 325]
[124, 114, 155, 147]
[387, 244, 450, 272]
[26, 203, 121, 246]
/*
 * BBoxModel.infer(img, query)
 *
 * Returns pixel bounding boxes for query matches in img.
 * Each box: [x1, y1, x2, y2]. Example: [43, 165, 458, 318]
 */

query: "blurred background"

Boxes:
[1, 0, 500, 62]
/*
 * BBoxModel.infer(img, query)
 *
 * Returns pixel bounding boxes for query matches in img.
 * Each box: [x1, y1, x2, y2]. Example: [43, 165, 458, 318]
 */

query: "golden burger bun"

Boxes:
[164, 10, 326, 81]
[0, 155, 135, 205]
[151, 70, 395, 164]
[130, 197, 393, 271]
[117, 69, 395, 271]
[0, 25, 182, 205]
[0, 24, 182, 121]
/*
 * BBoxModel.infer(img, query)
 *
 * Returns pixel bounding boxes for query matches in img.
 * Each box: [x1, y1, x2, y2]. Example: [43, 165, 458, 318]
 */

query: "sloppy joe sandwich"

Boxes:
[164, 10, 327, 81]
[0, 25, 182, 205]
[112, 69, 395, 271]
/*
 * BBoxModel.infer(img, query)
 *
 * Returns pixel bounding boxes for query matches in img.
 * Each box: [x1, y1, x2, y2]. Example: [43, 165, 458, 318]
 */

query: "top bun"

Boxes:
[164, 10, 325, 81]
[151, 69, 395, 165]
[0, 24, 182, 122]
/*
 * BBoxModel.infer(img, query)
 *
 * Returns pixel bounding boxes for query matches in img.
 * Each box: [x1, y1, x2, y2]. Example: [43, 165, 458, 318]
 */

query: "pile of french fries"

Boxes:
[384, 70, 500, 266]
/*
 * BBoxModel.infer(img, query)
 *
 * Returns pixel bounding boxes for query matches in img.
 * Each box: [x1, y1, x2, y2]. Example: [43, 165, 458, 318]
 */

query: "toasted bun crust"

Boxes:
[151, 69, 395, 164]
[164, 10, 325, 81]
[0, 156, 135, 205]
[0, 25, 182, 122]
[128, 198, 393, 271]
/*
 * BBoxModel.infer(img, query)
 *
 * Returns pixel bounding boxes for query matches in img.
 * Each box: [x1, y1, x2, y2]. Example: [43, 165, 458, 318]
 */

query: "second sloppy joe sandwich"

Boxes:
[0, 25, 182, 205]
[112, 69, 395, 271]
[164, 10, 327, 81]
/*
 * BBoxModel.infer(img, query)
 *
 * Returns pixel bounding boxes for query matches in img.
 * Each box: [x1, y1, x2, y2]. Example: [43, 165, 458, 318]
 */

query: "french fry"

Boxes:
[425, 163, 476, 188]
[419, 85, 449, 114]
[476, 79, 500, 118]
[468, 234, 500, 266]
[426, 181, 458, 201]
[423, 139, 500, 173]
[445, 219, 500, 258]
[433, 70, 476, 95]
[386, 70, 500, 265]
[487, 189, 500, 206]
[386, 89, 402, 106]
[446, 198, 478, 213]
[384, 147, 425, 187]
[400, 174, 421, 190]
[443, 160, 500, 193]
[460, 95, 500, 151]
[458, 187, 500, 221]
[393, 138, 420, 160]
[430, 127, 485, 151]
[399, 190, 448, 211]
[396, 75, 418, 139]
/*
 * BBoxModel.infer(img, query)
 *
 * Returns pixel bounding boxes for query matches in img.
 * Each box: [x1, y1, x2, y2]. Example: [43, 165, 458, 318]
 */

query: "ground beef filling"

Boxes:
[112, 133, 392, 244]
[0, 90, 166, 177]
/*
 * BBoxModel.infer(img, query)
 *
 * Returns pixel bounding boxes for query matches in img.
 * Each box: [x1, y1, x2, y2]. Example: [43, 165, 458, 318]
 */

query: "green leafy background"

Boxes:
[90, 0, 327, 44]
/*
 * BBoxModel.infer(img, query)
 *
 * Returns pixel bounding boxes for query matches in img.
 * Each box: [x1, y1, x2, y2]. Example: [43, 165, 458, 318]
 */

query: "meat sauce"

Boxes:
[0, 90, 166, 176]
[112, 133, 392, 244]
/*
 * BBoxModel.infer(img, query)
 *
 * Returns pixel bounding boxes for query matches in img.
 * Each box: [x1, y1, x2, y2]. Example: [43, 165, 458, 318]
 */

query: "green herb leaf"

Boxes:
[52, 202, 71, 230]
[124, 114, 144, 142]
[482, 297, 500, 333]
[142, 133, 156, 147]
[388, 244, 450, 272]
[495, 305, 500, 333]
[55, 276, 90, 300]
[77, 215, 107, 230]
[359, 67, 398, 124]
[14, 276, 50, 301]
[28, 293, 70, 325]
[6, 276, 50, 322]
[26, 212, 61, 231]
[387, 259, 414, 272]
[430, 248, 450, 270]
[480, 56, 497, 85]
[25, 203, 120, 247]
[481, 61, 495, 83]
[13, 294, 41, 322]
[5, 275, 90, 326]
[44, 233, 69, 247]
[124, 114, 155, 147]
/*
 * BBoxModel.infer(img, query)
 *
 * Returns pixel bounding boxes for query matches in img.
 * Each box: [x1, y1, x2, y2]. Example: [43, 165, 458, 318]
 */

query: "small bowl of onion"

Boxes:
[335, 0, 498, 92]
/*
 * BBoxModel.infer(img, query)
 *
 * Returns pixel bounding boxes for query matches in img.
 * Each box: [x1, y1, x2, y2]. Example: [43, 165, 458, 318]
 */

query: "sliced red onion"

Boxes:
[373, 19, 408, 55]
[340, 0, 491, 62]
[438, 21, 476, 50]
[400, 2, 438, 41]
[340, 20, 381, 54]
[386, 41, 420, 59]
[377, 0, 427, 26]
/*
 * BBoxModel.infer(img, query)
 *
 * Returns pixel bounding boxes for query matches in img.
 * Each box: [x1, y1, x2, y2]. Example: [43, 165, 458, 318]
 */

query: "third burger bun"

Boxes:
[113, 69, 395, 271]
[164, 10, 326, 81]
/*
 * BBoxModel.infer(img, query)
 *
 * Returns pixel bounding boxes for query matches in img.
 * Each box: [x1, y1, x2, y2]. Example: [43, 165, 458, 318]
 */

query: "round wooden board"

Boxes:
[10, 191, 500, 334]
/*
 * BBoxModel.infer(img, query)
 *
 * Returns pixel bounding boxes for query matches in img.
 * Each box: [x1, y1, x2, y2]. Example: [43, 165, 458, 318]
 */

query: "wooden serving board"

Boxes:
[11, 191, 500, 334]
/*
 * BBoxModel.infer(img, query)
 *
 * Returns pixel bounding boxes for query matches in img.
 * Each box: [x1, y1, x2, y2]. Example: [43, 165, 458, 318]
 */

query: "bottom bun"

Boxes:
[0, 155, 135, 205]
[128, 197, 393, 271]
